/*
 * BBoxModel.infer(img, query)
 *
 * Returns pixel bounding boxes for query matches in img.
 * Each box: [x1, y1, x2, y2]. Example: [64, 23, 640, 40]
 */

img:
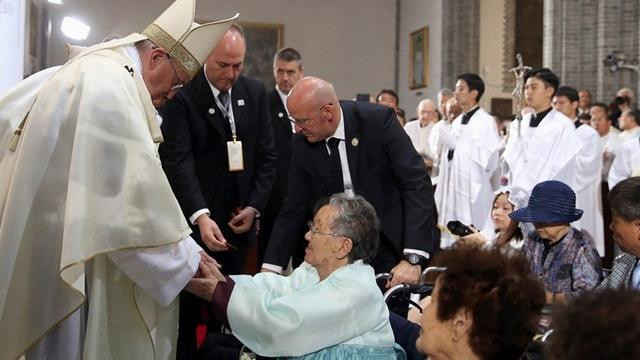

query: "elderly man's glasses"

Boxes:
[167, 55, 185, 93]
[307, 220, 343, 238]
[289, 103, 332, 127]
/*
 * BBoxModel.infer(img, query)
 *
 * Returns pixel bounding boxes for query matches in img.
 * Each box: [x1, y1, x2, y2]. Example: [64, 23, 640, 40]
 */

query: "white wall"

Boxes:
[478, 0, 512, 111]
[46, 0, 396, 100]
[398, 0, 443, 118]
[0, 0, 25, 95]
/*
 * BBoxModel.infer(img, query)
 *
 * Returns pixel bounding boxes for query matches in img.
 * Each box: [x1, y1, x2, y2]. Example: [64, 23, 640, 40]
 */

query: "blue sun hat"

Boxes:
[509, 180, 583, 223]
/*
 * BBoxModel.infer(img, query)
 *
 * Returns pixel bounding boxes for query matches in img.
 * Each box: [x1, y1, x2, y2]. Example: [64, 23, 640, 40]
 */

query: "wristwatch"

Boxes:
[403, 253, 428, 269]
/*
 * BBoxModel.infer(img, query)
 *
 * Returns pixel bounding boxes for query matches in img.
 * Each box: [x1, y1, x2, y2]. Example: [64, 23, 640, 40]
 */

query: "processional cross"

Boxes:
[509, 53, 531, 137]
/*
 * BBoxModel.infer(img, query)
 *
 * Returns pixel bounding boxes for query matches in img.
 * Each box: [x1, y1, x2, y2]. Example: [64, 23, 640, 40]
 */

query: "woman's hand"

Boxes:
[456, 226, 488, 249]
[185, 254, 226, 301]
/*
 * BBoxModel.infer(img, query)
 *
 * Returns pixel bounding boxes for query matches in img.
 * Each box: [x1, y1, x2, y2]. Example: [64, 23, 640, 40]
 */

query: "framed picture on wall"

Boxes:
[241, 22, 284, 90]
[409, 27, 429, 90]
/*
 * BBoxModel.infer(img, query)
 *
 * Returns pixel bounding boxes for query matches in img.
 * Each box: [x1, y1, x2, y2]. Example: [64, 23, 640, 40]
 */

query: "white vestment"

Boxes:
[574, 124, 604, 255]
[427, 120, 447, 185]
[502, 109, 581, 200]
[404, 120, 436, 180]
[0, 34, 200, 360]
[609, 136, 640, 188]
[434, 108, 500, 248]
[601, 130, 622, 182]
[618, 127, 640, 142]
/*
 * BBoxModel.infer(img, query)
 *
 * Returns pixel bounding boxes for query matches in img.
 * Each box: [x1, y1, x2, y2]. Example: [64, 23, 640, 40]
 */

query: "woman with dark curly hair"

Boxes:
[415, 248, 545, 360]
[548, 289, 640, 360]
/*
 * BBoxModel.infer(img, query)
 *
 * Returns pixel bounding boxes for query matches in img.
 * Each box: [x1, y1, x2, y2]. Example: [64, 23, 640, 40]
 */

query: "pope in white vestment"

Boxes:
[0, 1, 237, 359]
[435, 106, 500, 248]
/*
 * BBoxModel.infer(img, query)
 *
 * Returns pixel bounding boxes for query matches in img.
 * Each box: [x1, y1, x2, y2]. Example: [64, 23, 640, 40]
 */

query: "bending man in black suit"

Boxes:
[159, 24, 277, 359]
[261, 76, 436, 287]
[259, 47, 306, 271]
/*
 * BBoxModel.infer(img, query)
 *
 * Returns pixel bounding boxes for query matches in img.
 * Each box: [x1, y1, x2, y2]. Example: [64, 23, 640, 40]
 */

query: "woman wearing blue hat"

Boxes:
[510, 180, 602, 303]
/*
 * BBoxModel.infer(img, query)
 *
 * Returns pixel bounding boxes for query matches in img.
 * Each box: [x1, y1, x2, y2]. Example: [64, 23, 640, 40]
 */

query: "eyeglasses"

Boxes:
[289, 103, 332, 128]
[167, 55, 185, 93]
[307, 220, 343, 238]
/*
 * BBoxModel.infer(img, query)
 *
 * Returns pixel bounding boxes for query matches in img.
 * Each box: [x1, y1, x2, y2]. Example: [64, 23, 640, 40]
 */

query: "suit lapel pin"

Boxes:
[351, 138, 359, 147]
[238, 99, 245, 106]
[278, 112, 284, 118]
[208, 108, 215, 115]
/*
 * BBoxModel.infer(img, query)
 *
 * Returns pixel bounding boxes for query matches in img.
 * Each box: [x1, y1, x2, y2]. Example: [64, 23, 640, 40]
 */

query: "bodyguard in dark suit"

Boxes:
[159, 25, 276, 359]
[261, 77, 437, 287]
[259, 47, 306, 270]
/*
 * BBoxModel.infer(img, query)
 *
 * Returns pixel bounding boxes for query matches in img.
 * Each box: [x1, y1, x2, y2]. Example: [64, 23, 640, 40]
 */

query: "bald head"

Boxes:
[445, 97, 462, 122]
[417, 99, 438, 125]
[287, 76, 341, 143]
[289, 77, 338, 109]
[204, 26, 246, 92]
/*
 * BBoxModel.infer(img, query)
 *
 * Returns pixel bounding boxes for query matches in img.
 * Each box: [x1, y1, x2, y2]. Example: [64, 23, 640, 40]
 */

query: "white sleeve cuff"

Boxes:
[108, 236, 203, 307]
[261, 263, 283, 274]
[403, 249, 430, 260]
[189, 208, 210, 225]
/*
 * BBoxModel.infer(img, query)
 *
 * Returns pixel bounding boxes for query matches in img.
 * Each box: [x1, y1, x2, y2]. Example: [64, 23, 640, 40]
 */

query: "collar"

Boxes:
[328, 108, 346, 141]
[122, 45, 143, 75]
[275, 85, 289, 111]
[464, 105, 480, 116]
[203, 64, 232, 99]
[530, 107, 553, 128]
[574, 118, 582, 128]
[461, 105, 480, 125]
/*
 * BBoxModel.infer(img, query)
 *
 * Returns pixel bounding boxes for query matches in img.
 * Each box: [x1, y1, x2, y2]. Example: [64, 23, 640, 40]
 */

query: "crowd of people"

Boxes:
[1, 0, 640, 359]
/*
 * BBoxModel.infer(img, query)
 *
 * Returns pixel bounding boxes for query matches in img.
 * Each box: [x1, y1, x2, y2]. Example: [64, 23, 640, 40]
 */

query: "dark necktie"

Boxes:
[327, 137, 344, 195]
[218, 91, 230, 114]
[217, 91, 232, 139]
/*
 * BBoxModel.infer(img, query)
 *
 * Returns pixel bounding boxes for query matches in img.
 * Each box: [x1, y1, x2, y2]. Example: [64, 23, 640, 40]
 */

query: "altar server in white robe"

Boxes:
[435, 73, 500, 248]
[553, 86, 604, 255]
[0, 1, 237, 359]
[186, 194, 402, 359]
[609, 138, 640, 188]
[404, 99, 438, 180]
[591, 103, 622, 183]
[502, 68, 581, 203]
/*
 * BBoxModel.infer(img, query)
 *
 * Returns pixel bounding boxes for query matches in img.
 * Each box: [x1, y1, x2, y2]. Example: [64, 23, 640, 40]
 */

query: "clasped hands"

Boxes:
[186, 251, 226, 301]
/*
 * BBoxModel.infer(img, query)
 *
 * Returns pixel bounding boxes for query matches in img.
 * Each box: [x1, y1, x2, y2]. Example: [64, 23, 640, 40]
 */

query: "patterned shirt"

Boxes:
[524, 226, 602, 299]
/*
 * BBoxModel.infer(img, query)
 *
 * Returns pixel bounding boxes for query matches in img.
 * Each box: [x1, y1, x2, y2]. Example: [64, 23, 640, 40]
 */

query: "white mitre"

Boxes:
[142, 0, 239, 79]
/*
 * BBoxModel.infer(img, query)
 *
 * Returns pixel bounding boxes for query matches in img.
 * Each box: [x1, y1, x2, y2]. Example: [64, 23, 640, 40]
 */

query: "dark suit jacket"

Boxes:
[263, 100, 436, 269]
[159, 71, 277, 244]
[265, 89, 294, 209]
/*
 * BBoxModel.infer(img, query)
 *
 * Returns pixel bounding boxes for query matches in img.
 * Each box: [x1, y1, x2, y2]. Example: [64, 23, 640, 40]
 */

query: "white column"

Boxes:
[0, 0, 26, 95]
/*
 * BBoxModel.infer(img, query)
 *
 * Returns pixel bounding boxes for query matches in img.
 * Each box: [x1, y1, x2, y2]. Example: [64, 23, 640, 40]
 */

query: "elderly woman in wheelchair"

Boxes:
[186, 193, 405, 359]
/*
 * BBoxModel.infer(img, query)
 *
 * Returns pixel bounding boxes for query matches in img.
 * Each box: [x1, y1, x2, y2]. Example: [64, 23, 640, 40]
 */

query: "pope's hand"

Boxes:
[387, 260, 421, 288]
[186, 256, 226, 301]
[196, 215, 228, 251]
[228, 207, 256, 234]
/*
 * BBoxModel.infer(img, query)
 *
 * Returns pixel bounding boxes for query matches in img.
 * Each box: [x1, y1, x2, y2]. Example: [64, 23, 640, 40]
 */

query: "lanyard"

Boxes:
[214, 93, 238, 142]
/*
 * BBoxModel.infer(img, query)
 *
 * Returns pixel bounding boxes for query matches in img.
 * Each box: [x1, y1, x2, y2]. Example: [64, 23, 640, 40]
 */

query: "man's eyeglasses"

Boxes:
[167, 55, 185, 93]
[289, 103, 332, 128]
[307, 220, 343, 238]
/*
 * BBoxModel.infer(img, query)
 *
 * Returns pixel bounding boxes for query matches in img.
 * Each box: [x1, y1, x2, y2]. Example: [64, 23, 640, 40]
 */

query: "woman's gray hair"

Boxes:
[328, 193, 379, 262]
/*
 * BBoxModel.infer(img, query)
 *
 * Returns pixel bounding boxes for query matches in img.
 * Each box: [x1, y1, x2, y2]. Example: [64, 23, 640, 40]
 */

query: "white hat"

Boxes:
[142, 0, 238, 79]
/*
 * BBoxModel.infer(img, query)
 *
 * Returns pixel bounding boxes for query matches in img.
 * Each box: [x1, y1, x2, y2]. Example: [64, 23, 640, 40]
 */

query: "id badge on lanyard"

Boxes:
[215, 94, 244, 172]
